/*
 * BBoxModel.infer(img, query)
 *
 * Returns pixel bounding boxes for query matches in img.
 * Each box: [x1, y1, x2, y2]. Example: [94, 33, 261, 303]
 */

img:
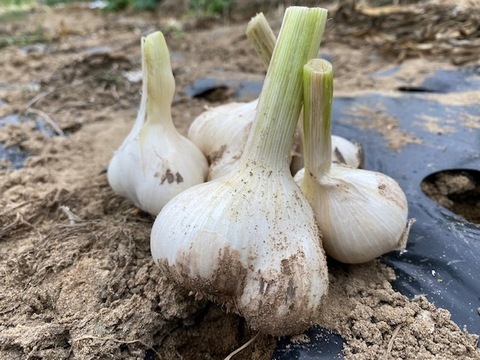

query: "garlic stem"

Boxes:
[142, 32, 176, 134]
[246, 13, 276, 70]
[247, 16, 361, 171]
[303, 59, 333, 178]
[241, 7, 328, 171]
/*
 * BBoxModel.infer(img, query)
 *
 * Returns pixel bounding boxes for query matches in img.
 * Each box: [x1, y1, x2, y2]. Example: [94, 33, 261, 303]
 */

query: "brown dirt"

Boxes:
[422, 170, 480, 224]
[345, 103, 424, 152]
[1, 1, 479, 359]
[319, 261, 480, 359]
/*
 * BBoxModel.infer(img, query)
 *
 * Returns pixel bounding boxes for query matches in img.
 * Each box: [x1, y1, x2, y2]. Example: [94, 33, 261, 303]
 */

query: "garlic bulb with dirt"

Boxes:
[151, 7, 329, 336]
[107, 31, 208, 215]
[294, 59, 411, 264]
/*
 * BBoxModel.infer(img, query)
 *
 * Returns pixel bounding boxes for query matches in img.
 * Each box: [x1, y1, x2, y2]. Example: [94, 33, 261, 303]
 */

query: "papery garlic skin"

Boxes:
[188, 100, 257, 155]
[152, 165, 328, 335]
[295, 165, 409, 264]
[107, 32, 208, 215]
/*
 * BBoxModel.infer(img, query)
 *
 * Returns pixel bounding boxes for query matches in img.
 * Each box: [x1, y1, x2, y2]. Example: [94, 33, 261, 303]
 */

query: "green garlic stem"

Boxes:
[303, 58, 333, 177]
[143, 31, 175, 131]
[241, 7, 328, 171]
[246, 13, 276, 70]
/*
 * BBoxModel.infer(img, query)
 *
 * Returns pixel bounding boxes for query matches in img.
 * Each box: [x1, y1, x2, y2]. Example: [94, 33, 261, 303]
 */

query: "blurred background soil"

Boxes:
[0, 0, 479, 359]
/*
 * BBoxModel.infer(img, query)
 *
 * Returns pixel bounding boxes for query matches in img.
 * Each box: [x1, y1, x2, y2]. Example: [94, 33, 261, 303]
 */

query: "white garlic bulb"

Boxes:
[188, 100, 257, 180]
[295, 59, 411, 264]
[107, 31, 208, 215]
[151, 7, 329, 336]
[152, 165, 329, 335]
[295, 166, 410, 263]
[331, 135, 364, 168]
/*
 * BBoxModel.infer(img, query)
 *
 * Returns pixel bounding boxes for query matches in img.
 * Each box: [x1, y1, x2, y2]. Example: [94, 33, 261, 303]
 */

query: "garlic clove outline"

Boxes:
[107, 31, 208, 215]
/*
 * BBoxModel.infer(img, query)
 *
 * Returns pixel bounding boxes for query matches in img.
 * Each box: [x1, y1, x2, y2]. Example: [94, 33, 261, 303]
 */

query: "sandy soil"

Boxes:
[1, 1, 479, 359]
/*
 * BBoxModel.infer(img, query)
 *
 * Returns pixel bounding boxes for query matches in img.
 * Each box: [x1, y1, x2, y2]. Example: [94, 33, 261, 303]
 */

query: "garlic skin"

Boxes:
[108, 123, 208, 215]
[188, 100, 257, 155]
[152, 165, 328, 335]
[295, 165, 409, 263]
[107, 32, 208, 215]
[188, 100, 257, 180]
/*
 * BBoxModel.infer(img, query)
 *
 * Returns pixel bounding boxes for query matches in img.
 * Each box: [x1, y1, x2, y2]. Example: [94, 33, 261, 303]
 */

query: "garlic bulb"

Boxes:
[189, 100, 362, 180]
[107, 31, 208, 215]
[295, 59, 411, 264]
[187, 100, 257, 180]
[292, 134, 364, 175]
[331, 135, 363, 168]
[151, 7, 329, 336]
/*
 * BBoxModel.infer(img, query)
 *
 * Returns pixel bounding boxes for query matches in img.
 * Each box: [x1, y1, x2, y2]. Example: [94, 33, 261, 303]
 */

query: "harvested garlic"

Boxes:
[189, 100, 362, 180]
[187, 99, 257, 180]
[107, 31, 208, 215]
[151, 7, 329, 336]
[331, 135, 363, 168]
[295, 59, 411, 264]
